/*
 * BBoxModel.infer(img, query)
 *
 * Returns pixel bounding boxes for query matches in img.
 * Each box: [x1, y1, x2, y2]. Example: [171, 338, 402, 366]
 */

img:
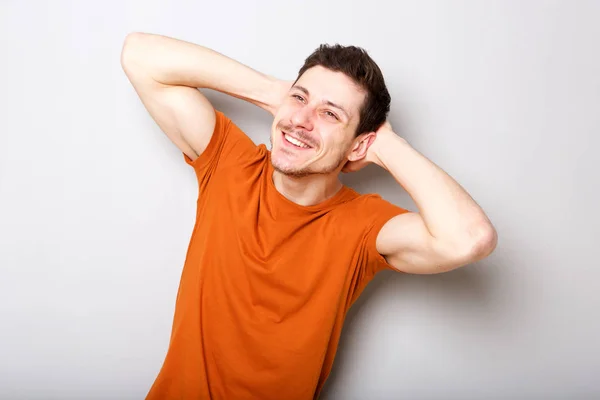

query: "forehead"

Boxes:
[295, 66, 365, 120]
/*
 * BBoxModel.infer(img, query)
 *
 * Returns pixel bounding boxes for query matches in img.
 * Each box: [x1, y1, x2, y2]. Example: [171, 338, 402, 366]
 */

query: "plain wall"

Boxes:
[1, 0, 599, 399]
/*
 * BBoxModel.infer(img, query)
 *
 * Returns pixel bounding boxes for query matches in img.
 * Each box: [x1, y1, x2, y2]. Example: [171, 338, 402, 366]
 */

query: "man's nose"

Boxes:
[290, 106, 314, 131]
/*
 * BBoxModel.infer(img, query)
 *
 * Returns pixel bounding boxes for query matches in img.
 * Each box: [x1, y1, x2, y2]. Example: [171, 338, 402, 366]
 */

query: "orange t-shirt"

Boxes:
[146, 110, 407, 400]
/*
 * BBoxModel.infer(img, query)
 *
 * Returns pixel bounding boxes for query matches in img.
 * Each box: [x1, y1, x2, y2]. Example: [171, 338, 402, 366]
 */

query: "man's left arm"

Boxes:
[354, 123, 498, 274]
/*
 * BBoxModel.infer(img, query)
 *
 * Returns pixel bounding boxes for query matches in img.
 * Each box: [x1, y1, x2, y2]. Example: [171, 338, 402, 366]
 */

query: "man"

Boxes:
[121, 32, 497, 400]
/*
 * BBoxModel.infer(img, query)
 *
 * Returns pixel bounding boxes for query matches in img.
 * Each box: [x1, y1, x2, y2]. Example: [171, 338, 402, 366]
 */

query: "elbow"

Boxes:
[426, 223, 497, 274]
[120, 32, 149, 70]
[439, 223, 497, 271]
[120, 33, 137, 70]
[459, 223, 498, 264]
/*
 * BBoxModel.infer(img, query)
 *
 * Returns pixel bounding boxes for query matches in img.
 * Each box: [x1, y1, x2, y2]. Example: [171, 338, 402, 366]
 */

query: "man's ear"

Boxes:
[347, 132, 377, 162]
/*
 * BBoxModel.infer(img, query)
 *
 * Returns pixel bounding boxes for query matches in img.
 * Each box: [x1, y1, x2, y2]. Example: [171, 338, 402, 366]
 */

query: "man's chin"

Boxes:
[271, 158, 309, 178]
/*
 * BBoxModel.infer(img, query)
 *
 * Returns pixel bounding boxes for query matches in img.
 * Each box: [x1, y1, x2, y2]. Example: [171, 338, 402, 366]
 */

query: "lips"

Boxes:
[281, 130, 313, 149]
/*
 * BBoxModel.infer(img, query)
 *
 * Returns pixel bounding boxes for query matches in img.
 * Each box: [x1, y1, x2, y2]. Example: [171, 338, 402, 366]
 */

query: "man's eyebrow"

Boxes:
[292, 85, 350, 120]
[293, 85, 310, 96]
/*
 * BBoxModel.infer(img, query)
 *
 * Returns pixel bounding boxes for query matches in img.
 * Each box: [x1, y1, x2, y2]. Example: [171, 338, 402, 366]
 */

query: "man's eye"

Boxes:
[293, 94, 305, 102]
[325, 111, 338, 120]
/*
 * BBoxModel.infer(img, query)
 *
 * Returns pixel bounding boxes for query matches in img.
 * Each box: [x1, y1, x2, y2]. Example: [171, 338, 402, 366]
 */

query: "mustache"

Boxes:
[277, 121, 318, 148]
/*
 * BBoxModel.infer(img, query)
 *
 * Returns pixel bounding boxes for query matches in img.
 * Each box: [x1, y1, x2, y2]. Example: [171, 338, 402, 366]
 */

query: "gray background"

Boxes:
[1, 0, 599, 399]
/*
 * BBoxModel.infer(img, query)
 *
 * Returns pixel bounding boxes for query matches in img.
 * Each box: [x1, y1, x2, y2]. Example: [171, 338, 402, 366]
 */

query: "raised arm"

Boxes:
[344, 122, 497, 274]
[120, 32, 288, 161]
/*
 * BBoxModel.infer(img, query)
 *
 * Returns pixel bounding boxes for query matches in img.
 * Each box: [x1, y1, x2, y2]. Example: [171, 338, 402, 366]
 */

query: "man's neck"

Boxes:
[272, 170, 344, 207]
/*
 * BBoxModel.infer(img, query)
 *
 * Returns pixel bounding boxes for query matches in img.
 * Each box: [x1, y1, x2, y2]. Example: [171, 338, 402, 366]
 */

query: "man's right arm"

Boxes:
[120, 32, 288, 162]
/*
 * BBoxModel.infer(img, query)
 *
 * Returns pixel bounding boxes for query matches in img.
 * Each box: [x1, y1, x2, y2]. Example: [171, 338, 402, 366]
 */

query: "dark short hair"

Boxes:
[295, 44, 391, 137]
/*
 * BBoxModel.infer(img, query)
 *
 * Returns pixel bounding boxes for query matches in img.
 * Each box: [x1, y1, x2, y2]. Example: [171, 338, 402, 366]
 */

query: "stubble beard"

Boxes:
[269, 136, 347, 178]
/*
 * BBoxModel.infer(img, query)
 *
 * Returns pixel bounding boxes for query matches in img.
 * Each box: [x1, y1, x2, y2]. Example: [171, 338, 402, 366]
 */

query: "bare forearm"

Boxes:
[373, 134, 495, 248]
[121, 32, 283, 113]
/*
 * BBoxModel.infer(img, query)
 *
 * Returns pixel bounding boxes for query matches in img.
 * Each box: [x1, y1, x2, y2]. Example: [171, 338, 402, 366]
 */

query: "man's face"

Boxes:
[270, 66, 366, 178]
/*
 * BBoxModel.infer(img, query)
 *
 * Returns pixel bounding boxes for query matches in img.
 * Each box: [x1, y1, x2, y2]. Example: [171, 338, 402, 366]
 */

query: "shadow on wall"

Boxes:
[320, 258, 511, 398]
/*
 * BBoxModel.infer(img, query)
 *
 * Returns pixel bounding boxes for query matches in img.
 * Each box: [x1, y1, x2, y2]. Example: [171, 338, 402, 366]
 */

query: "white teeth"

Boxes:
[284, 133, 310, 148]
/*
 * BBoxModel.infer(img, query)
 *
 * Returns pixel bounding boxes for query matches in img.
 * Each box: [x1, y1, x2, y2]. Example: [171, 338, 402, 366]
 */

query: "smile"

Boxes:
[282, 131, 312, 149]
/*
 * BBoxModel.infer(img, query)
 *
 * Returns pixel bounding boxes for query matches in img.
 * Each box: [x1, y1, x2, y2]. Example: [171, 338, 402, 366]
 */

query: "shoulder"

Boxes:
[329, 191, 410, 276]
[183, 110, 268, 190]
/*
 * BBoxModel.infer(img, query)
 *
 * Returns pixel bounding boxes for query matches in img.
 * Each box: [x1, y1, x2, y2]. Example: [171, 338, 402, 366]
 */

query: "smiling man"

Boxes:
[121, 32, 497, 400]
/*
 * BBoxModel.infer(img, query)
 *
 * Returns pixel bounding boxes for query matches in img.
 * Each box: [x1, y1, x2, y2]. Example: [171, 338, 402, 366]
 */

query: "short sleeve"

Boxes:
[346, 195, 409, 306]
[182, 110, 259, 192]
[362, 195, 409, 276]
